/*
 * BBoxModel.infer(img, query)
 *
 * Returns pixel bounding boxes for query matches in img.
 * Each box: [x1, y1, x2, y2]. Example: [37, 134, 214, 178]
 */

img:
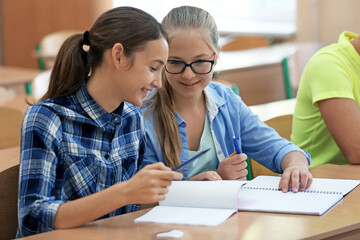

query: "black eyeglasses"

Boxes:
[165, 59, 215, 74]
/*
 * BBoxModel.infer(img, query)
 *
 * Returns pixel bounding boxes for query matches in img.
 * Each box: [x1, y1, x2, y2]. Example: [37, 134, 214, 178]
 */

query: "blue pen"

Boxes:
[232, 136, 241, 154]
[233, 136, 252, 180]
[173, 148, 210, 171]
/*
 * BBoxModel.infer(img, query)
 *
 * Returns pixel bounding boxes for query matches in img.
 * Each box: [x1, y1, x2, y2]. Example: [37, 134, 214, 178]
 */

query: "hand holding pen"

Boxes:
[216, 136, 248, 180]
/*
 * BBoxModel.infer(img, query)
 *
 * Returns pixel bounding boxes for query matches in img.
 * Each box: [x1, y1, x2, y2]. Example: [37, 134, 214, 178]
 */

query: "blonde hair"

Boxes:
[144, 6, 219, 169]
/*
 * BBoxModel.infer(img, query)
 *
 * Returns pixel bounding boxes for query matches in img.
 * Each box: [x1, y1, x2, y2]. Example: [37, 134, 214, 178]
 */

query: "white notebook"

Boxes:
[135, 180, 245, 226]
[134, 176, 360, 226]
[237, 176, 360, 215]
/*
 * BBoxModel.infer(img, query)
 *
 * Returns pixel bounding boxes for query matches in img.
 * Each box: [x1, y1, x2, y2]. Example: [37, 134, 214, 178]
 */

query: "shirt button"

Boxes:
[104, 153, 110, 159]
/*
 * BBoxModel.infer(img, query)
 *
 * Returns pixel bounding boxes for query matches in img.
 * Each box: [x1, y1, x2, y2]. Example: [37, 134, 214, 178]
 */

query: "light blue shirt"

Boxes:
[142, 82, 310, 179]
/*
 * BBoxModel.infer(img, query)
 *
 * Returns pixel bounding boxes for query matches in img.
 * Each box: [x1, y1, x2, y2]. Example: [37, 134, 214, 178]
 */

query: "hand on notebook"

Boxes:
[279, 152, 313, 193]
[124, 162, 183, 203]
[188, 171, 222, 181]
[217, 150, 248, 180]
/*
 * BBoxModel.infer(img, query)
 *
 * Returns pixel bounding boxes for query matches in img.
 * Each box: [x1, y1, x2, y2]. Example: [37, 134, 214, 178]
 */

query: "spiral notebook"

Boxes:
[237, 176, 360, 215]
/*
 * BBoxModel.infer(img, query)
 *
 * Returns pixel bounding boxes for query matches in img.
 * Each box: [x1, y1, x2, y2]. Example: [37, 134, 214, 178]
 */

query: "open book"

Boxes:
[135, 181, 245, 226]
[135, 176, 359, 226]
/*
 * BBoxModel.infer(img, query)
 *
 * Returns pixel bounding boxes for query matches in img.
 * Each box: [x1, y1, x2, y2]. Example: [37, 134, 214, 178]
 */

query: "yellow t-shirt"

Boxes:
[291, 31, 360, 167]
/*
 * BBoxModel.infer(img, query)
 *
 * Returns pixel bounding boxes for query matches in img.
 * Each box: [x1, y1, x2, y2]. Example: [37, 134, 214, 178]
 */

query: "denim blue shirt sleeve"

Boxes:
[141, 82, 311, 178]
[17, 84, 145, 237]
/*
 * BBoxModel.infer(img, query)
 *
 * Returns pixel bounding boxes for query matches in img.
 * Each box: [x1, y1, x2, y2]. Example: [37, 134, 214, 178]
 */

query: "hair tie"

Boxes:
[83, 30, 90, 46]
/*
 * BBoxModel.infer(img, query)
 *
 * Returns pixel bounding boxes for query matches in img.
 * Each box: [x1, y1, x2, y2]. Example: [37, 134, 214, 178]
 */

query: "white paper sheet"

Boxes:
[134, 180, 245, 226]
[135, 206, 236, 226]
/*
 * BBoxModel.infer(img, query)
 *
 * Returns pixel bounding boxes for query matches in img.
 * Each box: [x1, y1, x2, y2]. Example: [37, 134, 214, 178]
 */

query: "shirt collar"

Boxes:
[175, 84, 227, 127]
[75, 83, 123, 129]
[339, 31, 360, 66]
[339, 31, 358, 43]
[204, 84, 226, 117]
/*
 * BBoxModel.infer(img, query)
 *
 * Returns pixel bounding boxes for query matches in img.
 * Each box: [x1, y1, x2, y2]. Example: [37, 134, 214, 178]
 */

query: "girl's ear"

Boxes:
[111, 43, 125, 69]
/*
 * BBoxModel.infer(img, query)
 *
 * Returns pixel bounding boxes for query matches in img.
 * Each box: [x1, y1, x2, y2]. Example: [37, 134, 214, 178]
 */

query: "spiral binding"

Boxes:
[243, 186, 342, 195]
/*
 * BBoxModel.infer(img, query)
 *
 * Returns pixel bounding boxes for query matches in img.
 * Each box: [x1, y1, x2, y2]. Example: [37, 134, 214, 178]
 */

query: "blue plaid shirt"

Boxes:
[17, 84, 145, 237]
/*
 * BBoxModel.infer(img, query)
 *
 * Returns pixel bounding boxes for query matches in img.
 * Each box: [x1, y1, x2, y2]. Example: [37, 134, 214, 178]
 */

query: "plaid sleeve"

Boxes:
[17, 105, 64, 237]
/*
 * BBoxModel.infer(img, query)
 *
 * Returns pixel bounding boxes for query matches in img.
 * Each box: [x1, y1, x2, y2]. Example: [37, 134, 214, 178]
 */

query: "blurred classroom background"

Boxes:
[1, 0, 360, 108]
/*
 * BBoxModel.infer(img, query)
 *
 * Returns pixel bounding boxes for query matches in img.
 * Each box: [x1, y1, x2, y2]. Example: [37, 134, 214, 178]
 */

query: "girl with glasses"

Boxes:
[17, 7, 182, 237]
[142, 6, 313, 191]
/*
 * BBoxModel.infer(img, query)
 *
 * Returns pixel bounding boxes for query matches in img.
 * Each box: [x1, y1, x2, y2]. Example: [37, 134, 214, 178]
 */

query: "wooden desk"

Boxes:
[0, 66, 40, 95]
[0, 146, 20, 173]
[217, 20, 296, 39]
[249, 98, 296, 121]
[18, 164, 360, 240]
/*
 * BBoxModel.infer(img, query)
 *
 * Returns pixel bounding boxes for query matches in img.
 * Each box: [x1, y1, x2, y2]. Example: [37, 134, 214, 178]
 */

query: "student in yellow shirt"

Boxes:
[292, 31, 360, 167]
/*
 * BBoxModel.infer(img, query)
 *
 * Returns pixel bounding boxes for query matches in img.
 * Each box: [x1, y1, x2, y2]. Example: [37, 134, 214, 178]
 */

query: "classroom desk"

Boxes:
[18, 164, 360, 240]
[249, 98, 297, 122]
[217, 20, 296, 39]
[0, 146, 20, 173]
[0, 66, 40, 95]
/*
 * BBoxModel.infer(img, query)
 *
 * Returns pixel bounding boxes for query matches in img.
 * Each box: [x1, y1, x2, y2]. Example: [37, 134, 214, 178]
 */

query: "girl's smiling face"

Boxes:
[118, 37, 168, 106]
[165, 29, 215, 101]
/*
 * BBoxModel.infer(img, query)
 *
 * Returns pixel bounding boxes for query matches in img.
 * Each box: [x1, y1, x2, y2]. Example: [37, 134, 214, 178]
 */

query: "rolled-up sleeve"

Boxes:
[17, 106, 64, 237]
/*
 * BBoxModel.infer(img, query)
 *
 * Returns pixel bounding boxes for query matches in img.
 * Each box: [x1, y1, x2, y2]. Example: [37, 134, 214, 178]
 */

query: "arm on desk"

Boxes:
[54, 163, 182, 229]
[318, 98, 360, 164]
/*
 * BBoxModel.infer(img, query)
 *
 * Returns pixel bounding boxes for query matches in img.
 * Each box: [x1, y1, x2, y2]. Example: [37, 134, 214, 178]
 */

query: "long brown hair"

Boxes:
[40, 7, 168, 101]
[144, 6, 219, 169]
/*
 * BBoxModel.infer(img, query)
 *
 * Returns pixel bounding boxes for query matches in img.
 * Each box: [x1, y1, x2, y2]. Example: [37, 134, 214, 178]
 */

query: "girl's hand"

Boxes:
[279, 152, 313, 193]
[217, 151, 248, 180]
[188, 171, 222, 181]
[123, 162, 183, 204]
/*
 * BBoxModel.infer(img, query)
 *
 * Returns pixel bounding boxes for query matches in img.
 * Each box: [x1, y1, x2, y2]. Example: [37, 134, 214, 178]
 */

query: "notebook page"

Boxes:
[135, 206, 236, 226]
[237, 188, 343, 215]
[160, 180, 246, 209]
[134, 180, 245, 226]
[244, 176, 360, 195]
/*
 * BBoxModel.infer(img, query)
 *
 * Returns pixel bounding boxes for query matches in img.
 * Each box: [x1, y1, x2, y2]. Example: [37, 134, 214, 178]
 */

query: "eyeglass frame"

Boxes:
[164, 53, 216, 75]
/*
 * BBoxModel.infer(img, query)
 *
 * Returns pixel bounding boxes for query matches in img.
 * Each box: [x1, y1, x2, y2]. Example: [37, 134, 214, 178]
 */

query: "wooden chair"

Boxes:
[36, 30, 80, 70]
[0, 164, 20, 239]
[32, 69, 51, 100]
[0, 106, 24, 149]
[251, 114, 293, 178]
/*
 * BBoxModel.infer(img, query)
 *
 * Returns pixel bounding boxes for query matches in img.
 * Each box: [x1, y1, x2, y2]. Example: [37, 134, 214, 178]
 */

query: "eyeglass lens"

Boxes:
[166, 60, 213, 74]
